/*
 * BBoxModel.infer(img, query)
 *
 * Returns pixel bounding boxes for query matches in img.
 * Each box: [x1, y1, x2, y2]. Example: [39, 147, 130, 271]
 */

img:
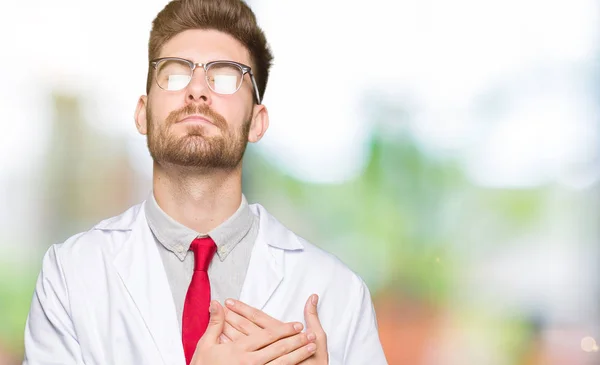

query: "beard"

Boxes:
[146, 103, 251, 170]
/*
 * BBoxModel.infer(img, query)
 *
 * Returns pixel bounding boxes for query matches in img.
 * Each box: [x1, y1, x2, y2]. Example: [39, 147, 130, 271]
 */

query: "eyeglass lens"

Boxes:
[156, 59, 243, 94]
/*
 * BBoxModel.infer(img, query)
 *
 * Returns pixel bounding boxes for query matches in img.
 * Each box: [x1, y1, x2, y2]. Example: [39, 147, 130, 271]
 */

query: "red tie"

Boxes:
[182, 237, 217, 365]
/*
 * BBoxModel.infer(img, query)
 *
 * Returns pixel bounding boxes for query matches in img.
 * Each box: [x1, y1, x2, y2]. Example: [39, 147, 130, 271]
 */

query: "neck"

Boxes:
[152, 161, 243, 233]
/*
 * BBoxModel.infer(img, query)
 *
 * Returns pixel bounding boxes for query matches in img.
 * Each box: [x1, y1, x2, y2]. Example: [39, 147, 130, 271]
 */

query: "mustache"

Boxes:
[166, 103, 227, 130]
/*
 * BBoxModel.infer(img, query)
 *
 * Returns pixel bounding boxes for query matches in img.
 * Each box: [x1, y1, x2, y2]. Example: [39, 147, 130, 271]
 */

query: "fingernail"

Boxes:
[209, 301, 216, 314]
[307, 343, 317, 353]
[294, 323, 303, 331]
[311, 294, 318, 306]
[307, 332, 316, 341]
[225, 299, 235, 307]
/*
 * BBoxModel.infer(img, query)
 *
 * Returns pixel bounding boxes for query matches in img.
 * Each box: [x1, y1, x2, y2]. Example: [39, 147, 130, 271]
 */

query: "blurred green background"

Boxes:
[1, 0, 599, 364]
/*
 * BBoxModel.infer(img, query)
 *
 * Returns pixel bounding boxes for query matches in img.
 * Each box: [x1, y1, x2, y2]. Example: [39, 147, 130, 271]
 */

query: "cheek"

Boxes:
[228, 110, 249, 134]
[211, 99, 245, 128]
[148, 95, 180, 125]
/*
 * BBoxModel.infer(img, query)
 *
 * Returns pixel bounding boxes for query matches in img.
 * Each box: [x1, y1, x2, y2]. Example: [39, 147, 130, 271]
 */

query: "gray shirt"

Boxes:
[144, 193, 258, 331]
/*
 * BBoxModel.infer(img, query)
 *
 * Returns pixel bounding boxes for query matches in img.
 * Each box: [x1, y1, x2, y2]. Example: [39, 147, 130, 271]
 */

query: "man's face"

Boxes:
[137, 29, 263, 170]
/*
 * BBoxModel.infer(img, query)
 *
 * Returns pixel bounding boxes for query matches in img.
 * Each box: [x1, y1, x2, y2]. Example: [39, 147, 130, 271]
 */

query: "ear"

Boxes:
[248, 104, 269, 143]
[134, 95, 149, 135]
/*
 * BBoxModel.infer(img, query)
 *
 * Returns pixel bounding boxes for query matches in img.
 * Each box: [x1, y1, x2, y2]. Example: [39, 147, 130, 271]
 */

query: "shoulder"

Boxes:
[250, 203, 366, 289]
[297, 236, 370, 300]
[48, 202, 145, 265]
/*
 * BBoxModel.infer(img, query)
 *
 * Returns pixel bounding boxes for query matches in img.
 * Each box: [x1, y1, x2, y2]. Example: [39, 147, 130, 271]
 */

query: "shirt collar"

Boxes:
[145, 192, 255, 261]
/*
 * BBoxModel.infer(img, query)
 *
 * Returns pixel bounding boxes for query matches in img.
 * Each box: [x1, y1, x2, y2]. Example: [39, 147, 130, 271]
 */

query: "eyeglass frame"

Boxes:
[150, 57, 262, 104]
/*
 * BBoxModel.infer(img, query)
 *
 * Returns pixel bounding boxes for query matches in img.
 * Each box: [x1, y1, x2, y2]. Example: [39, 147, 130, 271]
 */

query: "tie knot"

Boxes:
[190, 237, 217, 272]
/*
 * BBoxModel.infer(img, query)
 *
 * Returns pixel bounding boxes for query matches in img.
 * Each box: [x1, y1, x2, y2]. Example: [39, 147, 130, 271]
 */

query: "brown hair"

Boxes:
[146, 0, 273, 101]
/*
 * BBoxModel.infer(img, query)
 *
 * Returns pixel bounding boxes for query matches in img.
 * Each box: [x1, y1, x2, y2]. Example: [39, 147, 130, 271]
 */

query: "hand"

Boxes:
[221, 299, 296, 343]
[223, 295, 329, 364]
[191, 300, 317, 365]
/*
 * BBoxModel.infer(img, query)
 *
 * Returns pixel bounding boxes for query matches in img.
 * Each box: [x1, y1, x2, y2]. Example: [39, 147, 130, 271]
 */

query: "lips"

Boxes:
[177, 115, 214, 125]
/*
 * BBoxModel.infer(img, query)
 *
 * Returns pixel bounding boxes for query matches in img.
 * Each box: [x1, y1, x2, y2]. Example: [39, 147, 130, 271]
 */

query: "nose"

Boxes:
[185, 67, 212, 105]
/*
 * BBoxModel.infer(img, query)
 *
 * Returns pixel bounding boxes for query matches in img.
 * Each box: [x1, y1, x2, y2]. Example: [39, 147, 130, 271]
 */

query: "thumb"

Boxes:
[303, 294, 323, 332]
[304, 294, 328, 362]
[201, 300, 225, 345]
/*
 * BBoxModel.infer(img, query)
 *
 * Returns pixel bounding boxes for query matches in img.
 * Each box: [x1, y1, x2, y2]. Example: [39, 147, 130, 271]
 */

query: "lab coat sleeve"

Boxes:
[23, 245, 85, 365]
[338, 278, 388, 365]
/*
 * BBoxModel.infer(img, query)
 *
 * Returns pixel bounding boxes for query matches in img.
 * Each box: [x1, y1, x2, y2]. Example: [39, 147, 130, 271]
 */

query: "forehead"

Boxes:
[159, 29, 251, 65]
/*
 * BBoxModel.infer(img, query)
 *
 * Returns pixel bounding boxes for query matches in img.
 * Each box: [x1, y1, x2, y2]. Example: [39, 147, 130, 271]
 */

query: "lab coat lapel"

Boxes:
[112, 205, 185, 365]
[240, 204, 303, 310]
[239, 236, 285, 310]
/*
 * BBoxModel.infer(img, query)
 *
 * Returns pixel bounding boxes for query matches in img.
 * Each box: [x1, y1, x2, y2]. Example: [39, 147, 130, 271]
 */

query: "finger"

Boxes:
[304, 294, 327, 346]
[218, 334, 232, 344]
[198, 300, 225, 346]
[303, 294, 321, 330]
[225, 305, 263, 335]
[265, 341, 317, 365]
[222, 321, 248, 342]
[257, 332, 316, 365]
[239, 321, 303, 352]
[225, 298, 283, 328]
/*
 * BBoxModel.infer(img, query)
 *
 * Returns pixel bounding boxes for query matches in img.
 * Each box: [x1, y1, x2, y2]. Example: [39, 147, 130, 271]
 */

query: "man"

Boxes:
[23, 0, 388, 364]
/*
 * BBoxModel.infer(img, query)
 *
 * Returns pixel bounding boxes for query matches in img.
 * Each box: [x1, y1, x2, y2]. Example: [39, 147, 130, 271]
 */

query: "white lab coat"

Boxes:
[24, 201, 388, 365]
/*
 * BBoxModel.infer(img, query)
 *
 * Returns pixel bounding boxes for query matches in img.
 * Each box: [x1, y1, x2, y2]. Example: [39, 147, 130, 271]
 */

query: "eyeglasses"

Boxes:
[150, 57, 262, 104]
